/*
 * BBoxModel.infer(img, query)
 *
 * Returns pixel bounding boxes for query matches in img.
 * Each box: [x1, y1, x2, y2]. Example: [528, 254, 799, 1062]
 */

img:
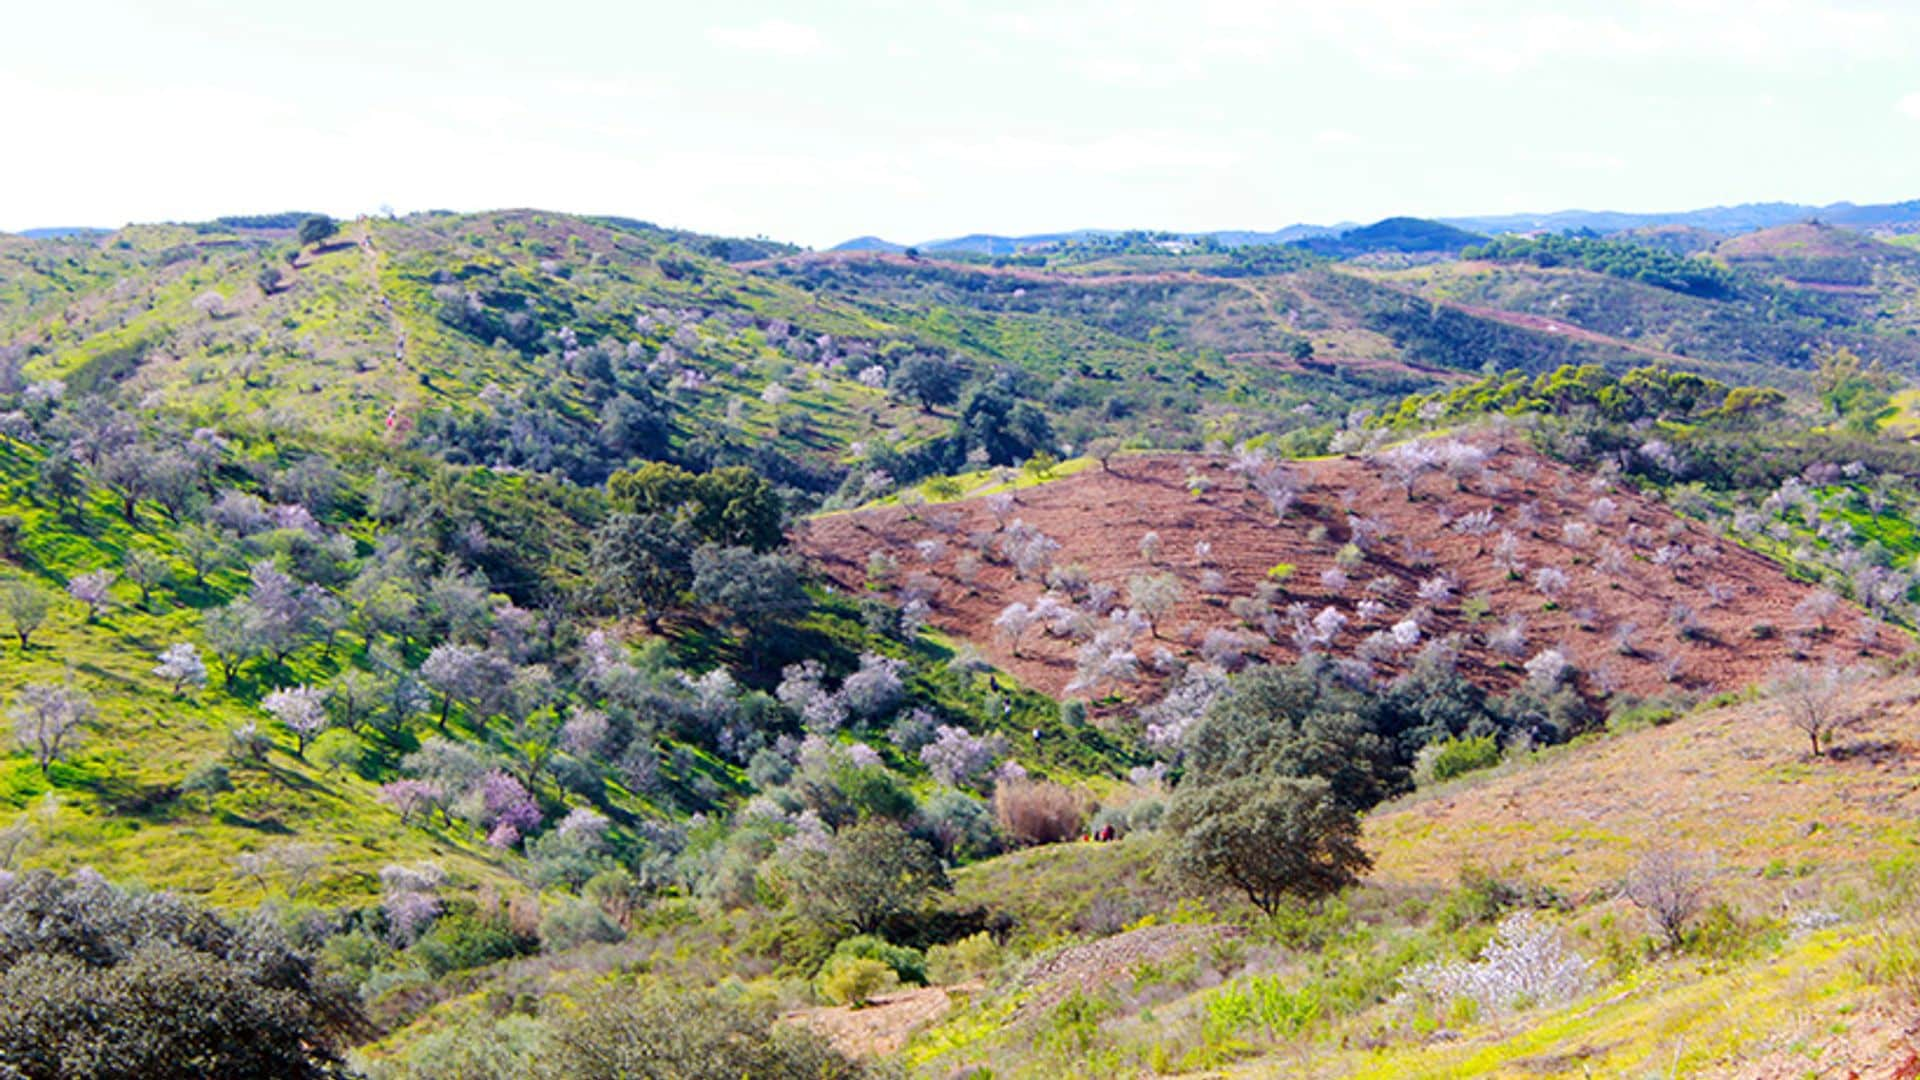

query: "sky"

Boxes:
[5, 0, 1920, 247]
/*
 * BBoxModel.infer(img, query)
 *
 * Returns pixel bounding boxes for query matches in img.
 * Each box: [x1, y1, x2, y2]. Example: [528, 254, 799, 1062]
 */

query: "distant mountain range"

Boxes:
[10, 226, 112, 240]
[14, 197, 1919, 255]
[831, 223, 1345, 256]
[832, 198, 1920, 255]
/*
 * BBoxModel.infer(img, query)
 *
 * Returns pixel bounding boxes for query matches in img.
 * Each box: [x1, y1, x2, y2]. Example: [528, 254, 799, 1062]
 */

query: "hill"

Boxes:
[1445, 196, 1920, 236]
[0, 210, 1474, 507]
[865, 668, 1920, 1079]
[1378, 233, 1920, 374]
[798, 442, 1888, 706]
[826, 196, 1920, 257]
[833, 235, 908, 254]
[1290, 217, 1487, 259]
[9, 208, 1920, 1075]
[1715, 221, 1920, 289]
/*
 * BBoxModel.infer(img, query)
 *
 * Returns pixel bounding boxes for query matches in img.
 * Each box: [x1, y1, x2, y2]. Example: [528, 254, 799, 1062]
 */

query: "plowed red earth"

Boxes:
[796, 446, 1896, 702]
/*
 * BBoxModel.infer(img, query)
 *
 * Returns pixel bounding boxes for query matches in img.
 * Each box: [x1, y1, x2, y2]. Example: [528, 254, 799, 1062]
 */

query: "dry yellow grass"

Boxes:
[1368, 677, 1920, 899]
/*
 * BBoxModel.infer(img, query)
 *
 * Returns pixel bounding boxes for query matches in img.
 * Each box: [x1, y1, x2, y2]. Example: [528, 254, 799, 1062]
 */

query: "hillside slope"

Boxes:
[883, 674, 1920, 1079]
[799, 442, 1890, 704]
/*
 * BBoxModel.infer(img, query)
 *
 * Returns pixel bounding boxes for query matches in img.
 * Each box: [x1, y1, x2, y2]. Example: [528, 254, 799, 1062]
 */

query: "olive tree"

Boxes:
[1164, 774, 1369, 916]
[123, 548, 172, 611]
[788, 820, 949, 934]
[297, 214, 338, 247]
[2, 582, 48, 649]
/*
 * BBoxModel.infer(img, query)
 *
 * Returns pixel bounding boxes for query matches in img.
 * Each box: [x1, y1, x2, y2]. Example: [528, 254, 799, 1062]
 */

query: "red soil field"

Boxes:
[796, 443, 1897, 704]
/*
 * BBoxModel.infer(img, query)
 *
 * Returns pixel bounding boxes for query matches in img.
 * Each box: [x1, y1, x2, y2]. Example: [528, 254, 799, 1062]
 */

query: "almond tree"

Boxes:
[11, 681, 95, 775]
[1621, 848, 1714, 949]
[1127, 573, 1181, 638]
[1138, 531, 1162, 564]
[153, 643, 208, 695]
[1794, 589, 1841, 634]
[1376, 442, 1436, 501]
[262, 685, 329, 756]
[993, 602, 1037, 657]
[420, 643, 513, 731]
[67, 570, 115, 622]
[1403, 912, 1592, 1014]
[1771, 662, 1863, 756]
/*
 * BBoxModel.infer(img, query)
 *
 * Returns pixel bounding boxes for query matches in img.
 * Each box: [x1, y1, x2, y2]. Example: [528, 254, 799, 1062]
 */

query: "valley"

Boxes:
[5, 204, 1920, 1077]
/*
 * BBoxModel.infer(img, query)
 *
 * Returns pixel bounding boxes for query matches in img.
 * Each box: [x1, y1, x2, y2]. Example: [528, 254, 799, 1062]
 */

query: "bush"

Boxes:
[1605, 695, 1685, 732]
[815, 955, 898, 1007]
[919, 789, 1003, 862]
[538, 899, 627, 953]
[788, 820, 949, 934]
[1088, 804, 1131, 838]
[0, 870, 360, 1078]
[1432, 867, 1561, 933]
[1682, 901, 1781, 961]
[994, 778, 1085, 847]
[413, 912, 534, 977]
[541, 983, 872, 1078]
[1424, 736, 1501, 783]
[1088, 797, 1163, 838]
[1402, 911, 1593, 1015]
[828, 934, 926, 985]
[926, 931, 1002, 985]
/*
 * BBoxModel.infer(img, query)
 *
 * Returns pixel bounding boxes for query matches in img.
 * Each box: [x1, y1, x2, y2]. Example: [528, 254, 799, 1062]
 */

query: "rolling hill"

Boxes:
[830, 196, 1920, 257]
[9, 207, 1920, 1077]
[798, 441, 1889, 706]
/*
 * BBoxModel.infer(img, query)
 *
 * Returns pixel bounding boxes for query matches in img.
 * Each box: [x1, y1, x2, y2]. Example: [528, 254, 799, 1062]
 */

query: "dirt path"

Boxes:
[782, 983, 971, 1058]
[1444, 300, 1697, 366]
[354, 220, 408, 364]
[351, 220, 421, 435]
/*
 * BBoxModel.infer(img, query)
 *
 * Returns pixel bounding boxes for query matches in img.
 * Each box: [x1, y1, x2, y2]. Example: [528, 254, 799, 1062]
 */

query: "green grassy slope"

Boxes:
[0, 439, 509, 906]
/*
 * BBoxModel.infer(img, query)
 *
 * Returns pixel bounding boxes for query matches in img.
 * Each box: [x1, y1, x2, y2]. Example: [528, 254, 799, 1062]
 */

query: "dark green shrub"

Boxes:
[828, 934, 927, 985]
[815, 955, 898, 1006]
[1432, 866, 1561, 933]
[0, 870, 360, 1079]
[1164, 775, 1368, 916]
[788, 820, 949, 934]
[413, 912, 534, 977]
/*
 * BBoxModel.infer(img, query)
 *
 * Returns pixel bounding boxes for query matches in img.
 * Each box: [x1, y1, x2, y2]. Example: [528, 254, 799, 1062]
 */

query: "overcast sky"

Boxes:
[6, 0, 1919, 246]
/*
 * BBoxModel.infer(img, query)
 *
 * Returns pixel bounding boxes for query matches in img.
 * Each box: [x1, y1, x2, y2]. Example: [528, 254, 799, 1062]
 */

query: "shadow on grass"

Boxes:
[83, 774, 180, 817]
[216, 809, 295, 835]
